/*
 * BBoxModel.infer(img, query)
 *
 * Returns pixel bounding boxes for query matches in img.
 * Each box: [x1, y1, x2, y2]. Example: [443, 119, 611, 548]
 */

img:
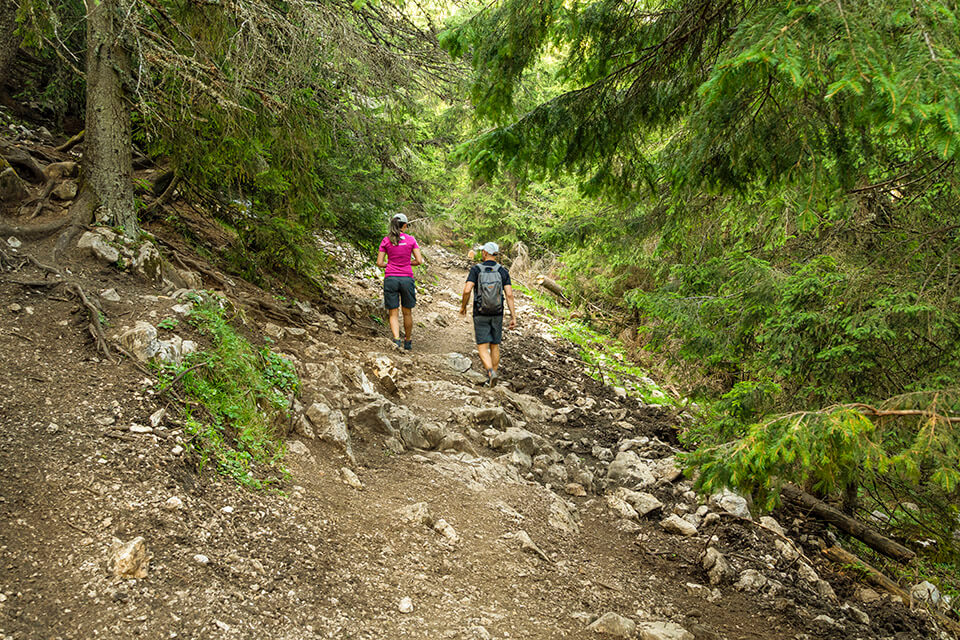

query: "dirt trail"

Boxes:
[0, 235, 946, 640]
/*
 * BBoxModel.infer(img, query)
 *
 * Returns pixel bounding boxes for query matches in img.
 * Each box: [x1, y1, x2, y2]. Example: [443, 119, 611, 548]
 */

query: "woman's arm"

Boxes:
[411, 248, 424, 267]
[376, 251, 387, 268]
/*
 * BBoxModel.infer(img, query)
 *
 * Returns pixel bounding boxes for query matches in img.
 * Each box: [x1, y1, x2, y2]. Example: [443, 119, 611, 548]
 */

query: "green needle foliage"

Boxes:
[155, 293, 299, 490]
[447, 0, 960, 565]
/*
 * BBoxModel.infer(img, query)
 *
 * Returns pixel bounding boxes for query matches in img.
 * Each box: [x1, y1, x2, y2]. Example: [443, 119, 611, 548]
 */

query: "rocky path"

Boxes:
[0, 238, 947, 640]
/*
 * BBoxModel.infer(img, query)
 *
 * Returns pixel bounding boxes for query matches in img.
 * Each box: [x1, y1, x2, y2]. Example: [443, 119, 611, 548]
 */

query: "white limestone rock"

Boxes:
[660, 514, 698, 536]
[606, 451, 656, 488]
[586, 612, 636, 638]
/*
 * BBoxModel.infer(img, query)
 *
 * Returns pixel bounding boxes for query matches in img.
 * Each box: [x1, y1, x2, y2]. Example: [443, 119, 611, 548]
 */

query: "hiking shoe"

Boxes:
[489, 370, 499, 387]
[403, 340, 412, 351]
[393, 339, 403, 349]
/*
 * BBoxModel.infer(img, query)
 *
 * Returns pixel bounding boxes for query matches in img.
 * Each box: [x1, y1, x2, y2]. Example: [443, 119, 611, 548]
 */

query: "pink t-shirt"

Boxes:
[378, 233, 419, 278]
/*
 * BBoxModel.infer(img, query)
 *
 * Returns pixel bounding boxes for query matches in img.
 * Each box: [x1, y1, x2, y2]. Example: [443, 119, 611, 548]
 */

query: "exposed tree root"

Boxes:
[53, 187, 97, 263]
[24, 178, 58, 218]
[56, 130, 84, 153]
[0, 141, 46, 182]
[2, 248, 111, 359]
[143, 171, 179, 216]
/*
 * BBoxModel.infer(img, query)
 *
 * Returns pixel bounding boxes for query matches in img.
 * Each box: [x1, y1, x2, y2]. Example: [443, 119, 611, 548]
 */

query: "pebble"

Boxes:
[193, 554, 210, 565]
[164, 496, 183, 510]
[398, 596, 414, 613]
[129, 424, 153, 433]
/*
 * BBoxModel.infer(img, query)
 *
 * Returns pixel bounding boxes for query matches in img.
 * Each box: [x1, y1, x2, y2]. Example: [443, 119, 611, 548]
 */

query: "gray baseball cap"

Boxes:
[392, 213, 408, 224]
[481, 241, 499, 255]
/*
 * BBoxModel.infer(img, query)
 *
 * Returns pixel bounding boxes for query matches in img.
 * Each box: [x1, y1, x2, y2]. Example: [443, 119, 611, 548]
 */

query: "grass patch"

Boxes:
[156, 292, 298, 489]
[553, 319, 675, 405]
[515, 282, 676, 405]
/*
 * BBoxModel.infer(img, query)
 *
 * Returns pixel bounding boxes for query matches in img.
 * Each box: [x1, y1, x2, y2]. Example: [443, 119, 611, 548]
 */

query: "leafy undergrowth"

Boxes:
[156, 292, 299, 490]
[516, 284, 676, 406]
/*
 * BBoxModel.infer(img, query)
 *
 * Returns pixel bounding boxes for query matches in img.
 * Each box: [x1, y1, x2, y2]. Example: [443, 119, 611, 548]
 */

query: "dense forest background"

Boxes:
[3, 0, 960, 595]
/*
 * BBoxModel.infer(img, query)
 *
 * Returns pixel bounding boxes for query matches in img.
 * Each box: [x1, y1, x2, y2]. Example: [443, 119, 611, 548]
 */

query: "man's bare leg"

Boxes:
[490, 343, 500, 373]
[477, 343, 494, 373]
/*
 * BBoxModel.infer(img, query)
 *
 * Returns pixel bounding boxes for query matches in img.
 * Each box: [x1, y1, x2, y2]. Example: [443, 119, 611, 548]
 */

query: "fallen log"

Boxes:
[822, 546, 908, 599]
[823, 546, 960, 635]
[782, 483, 915, 563]
[536, 274, 570, 306]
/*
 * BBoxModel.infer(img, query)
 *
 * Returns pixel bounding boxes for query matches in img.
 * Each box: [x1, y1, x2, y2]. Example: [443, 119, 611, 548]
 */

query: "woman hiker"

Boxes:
[377, 213, 424, 350]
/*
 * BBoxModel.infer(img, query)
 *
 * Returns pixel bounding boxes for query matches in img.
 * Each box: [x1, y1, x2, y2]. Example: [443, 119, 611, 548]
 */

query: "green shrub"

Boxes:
[156, 293, 298, 489]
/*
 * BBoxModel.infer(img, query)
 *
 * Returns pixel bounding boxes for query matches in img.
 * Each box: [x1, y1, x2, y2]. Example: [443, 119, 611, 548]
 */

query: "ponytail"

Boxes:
[388, 216, 405, 246]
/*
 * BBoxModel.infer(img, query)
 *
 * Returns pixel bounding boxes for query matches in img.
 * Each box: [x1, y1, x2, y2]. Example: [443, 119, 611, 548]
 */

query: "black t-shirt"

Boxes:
[467, 260, 511, 316]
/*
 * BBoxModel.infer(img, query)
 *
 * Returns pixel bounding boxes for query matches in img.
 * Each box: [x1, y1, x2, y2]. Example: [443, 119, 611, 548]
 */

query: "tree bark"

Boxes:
[84, 0, 137, 238]
[536, 275, 571, 306]
[782, 483, 915, 563]
[0, 1, 19, 88]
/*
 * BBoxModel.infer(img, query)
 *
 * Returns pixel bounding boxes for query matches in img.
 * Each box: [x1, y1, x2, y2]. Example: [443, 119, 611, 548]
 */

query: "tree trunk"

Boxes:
[0, 1, 18, 88]
[84, 0, 137, 238]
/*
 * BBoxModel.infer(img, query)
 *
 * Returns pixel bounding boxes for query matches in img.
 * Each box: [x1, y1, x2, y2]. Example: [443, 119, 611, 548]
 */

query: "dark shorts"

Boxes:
[384, 276, 416, 309]
[473, 314, 503, 345]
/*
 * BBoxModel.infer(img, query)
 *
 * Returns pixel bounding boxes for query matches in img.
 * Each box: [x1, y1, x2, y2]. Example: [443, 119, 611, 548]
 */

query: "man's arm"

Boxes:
[504, 284, 517, 329]
[460, 281, 474, 316]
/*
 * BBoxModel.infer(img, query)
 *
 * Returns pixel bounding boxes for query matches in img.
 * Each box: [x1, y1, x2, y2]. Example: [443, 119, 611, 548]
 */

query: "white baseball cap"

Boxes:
[392, 213, 408, 224]
[481, 241, 499, 255]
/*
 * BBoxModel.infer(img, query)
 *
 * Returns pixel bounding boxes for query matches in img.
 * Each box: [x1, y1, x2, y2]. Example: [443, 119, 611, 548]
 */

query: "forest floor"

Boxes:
[0, 127, 952, 640]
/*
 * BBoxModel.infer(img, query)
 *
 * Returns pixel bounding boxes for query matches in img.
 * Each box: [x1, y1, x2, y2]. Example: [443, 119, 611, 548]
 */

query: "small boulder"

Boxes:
[660, 514, 697, 536]
[606, 493, 639, 521]
[735, 569, 768, 592]
[306, 403, 354, 462]
[287, 440, 315, 462]
[473, 407, 515, 431]
[107, 537, 151, 579]
[565, 483, 587, 497]
[709, 489, 751, 519]
[446, 352, 472, 373]
[340, 467, 363, 490]
[132, 242, 163, 281]
[51, 180, 78, 201]
[616, 488, 663, 517]
[118, 321, 160, 362]
[432, 518, 459, 543]
[701, 547, 733, 585]
[606, 451, 656, 488]
[636, 621, 695, 640]
[586, 612, 636, 638]
[548, 498, 580, 535]
[491, 426, 538, 456]
[911, 580, 941, 605]
[78, 231, 120, 264]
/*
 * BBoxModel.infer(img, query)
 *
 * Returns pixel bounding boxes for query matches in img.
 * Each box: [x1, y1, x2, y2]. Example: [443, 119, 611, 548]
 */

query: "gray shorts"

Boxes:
[473, 314, 503, 345]
[383, 277, 416, 309]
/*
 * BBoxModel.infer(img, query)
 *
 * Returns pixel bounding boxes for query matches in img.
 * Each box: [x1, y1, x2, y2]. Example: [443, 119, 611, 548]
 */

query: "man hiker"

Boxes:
[460, 242, 517, 386]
